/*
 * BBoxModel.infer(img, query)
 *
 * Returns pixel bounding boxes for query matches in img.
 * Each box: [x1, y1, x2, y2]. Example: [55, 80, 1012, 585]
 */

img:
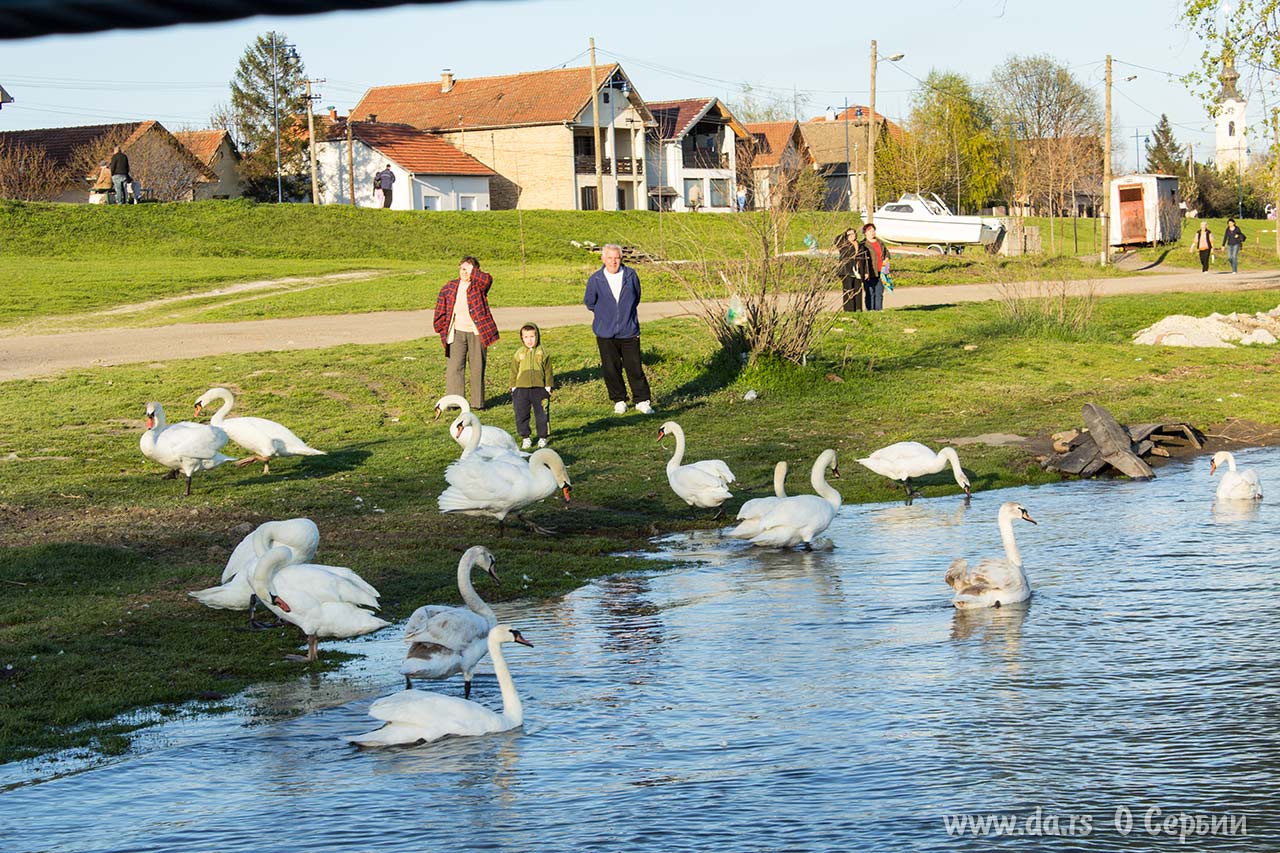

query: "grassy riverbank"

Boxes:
[3, 286, 1280, 763]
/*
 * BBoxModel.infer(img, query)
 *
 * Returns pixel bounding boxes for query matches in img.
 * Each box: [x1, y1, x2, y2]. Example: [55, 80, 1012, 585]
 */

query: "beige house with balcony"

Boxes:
[350, 64, 654, 210]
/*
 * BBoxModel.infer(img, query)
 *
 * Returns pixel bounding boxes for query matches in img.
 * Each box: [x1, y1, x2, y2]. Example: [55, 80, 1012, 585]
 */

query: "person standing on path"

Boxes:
[1193, 221, 1214, 273]
[109, 145, 130, 205]
[376, 164, 395, 208]
[584, 244, 653, 415]
[853, 223, 891, 311]
[433, 256, 498, 410]
[1223, 218, 1246, 274]
[836, 228, 863, 311]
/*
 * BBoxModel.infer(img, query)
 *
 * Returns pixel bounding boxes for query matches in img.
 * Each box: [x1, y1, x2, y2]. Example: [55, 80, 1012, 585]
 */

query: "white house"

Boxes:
[316, 118, 494, 211]
[645, 98, 747, 212]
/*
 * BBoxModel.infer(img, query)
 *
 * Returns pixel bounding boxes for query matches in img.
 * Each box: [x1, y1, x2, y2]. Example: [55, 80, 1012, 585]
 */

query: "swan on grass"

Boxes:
[857, 441, 971, 502]
[730, 450, 841, 549]
[350, 625, 533, 747]
[194, 387, 325, 475]
[434, 394, 520, 456]
[248, 545, 389, 661]
[188, 518, 320, 625]
[401, 546, 500, 696]
[438, 413, 572, 534]
[1210, 451, 1262, 501]
[139, 402, 235, 496]
[657, 421, 735, 513]
[945, 501, 1036, 609]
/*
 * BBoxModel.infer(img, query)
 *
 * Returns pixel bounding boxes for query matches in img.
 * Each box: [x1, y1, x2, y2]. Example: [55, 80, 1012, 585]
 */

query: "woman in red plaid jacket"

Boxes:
[433, 256, 499, 409]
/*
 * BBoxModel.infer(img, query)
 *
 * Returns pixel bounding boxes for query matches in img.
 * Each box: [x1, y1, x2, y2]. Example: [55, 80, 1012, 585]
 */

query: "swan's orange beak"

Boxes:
[432, 405, 443, 421]
[1020, 510, 1037, 525]
[1210, 460, 1218, 475]
[656, 428, 666, 442]
[454, 422, 465, 439]
[830, 465, 841, 479]
[193, 402, 203, 416]
[561, 485, 572, 503]
[271, 595, 291, 613]
[145, 415, 155, 429]
[512, 630, 534, 647]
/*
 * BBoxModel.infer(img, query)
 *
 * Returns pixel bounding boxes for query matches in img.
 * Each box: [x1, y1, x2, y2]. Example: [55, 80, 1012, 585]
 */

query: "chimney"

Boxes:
[441, 69, 455, 93]
[366, 114, 377, 123]
[328, 107, 338, 121]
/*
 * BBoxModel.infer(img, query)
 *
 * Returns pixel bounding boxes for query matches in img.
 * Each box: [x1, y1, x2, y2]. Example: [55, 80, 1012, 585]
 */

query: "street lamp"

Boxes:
[866, 41, 905, 223]
[269, 32, 296, 204]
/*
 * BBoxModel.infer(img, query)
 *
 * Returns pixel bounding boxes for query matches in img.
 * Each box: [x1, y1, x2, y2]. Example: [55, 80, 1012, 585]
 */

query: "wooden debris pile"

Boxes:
[569, 240, 662, 264]
[1041, 403, 1205, 480]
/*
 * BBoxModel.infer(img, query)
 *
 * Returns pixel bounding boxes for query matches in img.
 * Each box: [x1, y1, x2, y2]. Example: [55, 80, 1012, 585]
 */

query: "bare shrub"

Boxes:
[994, 272, 1099, 338]
[0, 140, 67, 201]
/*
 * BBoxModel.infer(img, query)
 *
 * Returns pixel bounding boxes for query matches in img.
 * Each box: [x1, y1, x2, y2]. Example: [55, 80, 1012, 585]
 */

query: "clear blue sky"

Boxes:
[0, 0, 1259, 171]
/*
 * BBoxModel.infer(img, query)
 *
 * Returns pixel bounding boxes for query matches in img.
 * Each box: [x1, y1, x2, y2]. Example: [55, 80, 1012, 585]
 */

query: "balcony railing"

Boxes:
[682, 150, 729, 169]
[615, 157, 643, 175]
[575, 154, 612, 175]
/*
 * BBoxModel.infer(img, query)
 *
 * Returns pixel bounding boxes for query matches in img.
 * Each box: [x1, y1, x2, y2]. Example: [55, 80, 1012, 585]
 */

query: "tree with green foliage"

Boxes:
[229, 32, 310, 202]
[1145, 114, 1187, 177]
[910, 71, 1001, 213]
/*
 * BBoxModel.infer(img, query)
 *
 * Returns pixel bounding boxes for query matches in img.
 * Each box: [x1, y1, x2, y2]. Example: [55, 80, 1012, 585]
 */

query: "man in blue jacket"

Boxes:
[584, 244, 653, 414]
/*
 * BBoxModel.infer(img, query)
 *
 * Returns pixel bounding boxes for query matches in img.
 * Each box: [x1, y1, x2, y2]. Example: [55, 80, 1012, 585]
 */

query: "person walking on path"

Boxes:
[853, 223, 891, 311]
[376, 164, 395, 208]
[835, 228, 863, 311]
[510, 323, 553, 449]
[584, 244, 654, 415]
[1193, 221, 1214, 273]
[109, 145, 130, 205]
[433, 256, 498, 410]
[1223, 219, 1247, 274]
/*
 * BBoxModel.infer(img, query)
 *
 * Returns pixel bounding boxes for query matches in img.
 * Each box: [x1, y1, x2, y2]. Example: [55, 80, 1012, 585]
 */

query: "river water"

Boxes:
[3, 449, 1278, 851]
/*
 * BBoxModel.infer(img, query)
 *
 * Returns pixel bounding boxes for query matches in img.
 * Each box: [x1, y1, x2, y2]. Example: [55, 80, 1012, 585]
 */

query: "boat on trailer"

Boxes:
[871, 193, 1005, 254]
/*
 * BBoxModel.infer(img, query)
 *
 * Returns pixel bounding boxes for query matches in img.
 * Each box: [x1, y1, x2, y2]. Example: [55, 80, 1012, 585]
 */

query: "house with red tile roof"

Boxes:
[173, 129, 243, 199]
[350, 65, 654, 210]
[645, 98, 748, 212]
[739, 121, 812, 210]
[801, 108, 904, 213]
[316, 117, 494, 210]
[0, 120, 215, 202]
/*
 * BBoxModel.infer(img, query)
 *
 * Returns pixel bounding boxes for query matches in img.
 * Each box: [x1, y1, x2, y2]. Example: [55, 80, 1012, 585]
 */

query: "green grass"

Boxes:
[1132, 216, 1279, 271]
[3, 286, 1280, 763]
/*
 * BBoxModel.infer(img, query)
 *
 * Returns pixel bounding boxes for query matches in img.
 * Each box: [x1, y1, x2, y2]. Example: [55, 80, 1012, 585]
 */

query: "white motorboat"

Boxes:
[871, 193, 1005, 253]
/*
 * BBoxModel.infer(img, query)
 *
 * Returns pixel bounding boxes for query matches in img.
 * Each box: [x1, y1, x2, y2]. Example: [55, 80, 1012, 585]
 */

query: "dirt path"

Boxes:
[2, 268, 1278, 381]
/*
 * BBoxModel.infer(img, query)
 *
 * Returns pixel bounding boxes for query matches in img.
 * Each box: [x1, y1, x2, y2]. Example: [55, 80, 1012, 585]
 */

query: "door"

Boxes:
[580, 186, 598, 211]
[1118, 185, 1146, 243]
[459, 195, 477, 211]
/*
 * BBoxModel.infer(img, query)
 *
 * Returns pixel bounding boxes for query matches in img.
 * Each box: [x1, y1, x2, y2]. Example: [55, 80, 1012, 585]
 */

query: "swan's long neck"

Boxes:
[1223, 452, 1238, 472]
[247, 546, 288, 603]
[151, 405, 168, 433]
[488, 637, 522, 725]
[666, 425, 686, 471]
[207, 389, 234, 425]
[938, 448, 964, 483]
[461, 414, 482, 456]
[998, 511, 1023, 567]
[810, 451, 842, 510]
[773, 462, 788, 498]
[458, 556, 496, 621]
[439, 394, 470, 414]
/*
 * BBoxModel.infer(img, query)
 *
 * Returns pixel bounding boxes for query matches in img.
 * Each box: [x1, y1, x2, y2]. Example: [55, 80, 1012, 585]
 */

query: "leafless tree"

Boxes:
[0, 140, 68, 200]
[69, 126, 210, 202]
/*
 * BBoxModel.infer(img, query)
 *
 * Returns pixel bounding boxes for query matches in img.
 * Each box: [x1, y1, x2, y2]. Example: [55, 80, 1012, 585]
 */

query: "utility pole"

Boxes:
[346, 116, 355, 206]
[304, 78, 325, 204]
[843, 99, 852, 212]
[1134, 129, 1145, 173]
[1101, 54, 1112, 266]
[867, 39, 878, 223]
[589, 37, 603, 211]
[270, 31, 283, 203]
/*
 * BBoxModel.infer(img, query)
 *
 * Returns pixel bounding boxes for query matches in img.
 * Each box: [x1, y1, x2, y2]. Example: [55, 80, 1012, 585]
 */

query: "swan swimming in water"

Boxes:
[194, 387, 325, 475]
[730, 450, 840, 549]
[857, 441, 971, 502]
[945, 501, 1036, 609]
[1210, 451, 1262, 501]
[401, 546, 500, 696]
[139, 402, 235, 496]
[657, 421, 735, 512]
[349, 625, 533, 747]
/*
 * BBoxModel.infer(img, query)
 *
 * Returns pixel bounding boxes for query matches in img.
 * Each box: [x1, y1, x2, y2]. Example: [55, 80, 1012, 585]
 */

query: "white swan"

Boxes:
[248, 545, 389, 661]
[657, 421, 735, 511]
[401, 546, 500, 696]
[194, 387, 325, 475]
[434, 394, 520, 455]
[449, 411, 526, 463]
[1210, 451, 1262, 501]
[188, 518, 321, 621]
[735, 461, 788, 524]
[730, 450, 841, 548]
[945, 501, 1036, 609]
[438, 413, 572, 532]
[857, 441, 971, 501]
[349, 625, 533, 747]
[139, 402, 236, 496]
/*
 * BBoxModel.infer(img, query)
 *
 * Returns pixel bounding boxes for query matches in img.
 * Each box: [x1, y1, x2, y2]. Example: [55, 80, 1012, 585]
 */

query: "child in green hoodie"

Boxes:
[510, 323, 553, 449]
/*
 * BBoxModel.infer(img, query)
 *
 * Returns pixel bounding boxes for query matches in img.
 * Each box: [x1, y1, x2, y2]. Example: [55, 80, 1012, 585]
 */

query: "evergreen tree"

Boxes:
[229, 32, 310, 201]
[1144, 114, 1186, 176]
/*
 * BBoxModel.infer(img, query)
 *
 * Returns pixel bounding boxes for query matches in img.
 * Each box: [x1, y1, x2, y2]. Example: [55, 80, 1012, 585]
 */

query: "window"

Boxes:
[574, 135, 595, 157]
[420, 195, 439, 211]
[884, 204, 914, 213]
[459, 195, 477, 211]
[683, 178, 703, 208]
[710, 178, 731, 208]
[1228, 121, 1236, 137]
[617, 187, 627, 211]
[580, 186, 598, 210]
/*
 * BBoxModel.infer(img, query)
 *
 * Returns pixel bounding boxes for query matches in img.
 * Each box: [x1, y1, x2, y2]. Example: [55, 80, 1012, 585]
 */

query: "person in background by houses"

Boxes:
[736, 183, 748, 212]
[853, 223, 891, 310]
[1192, 221, 1214, 273]
[90, 161, 113, 204]
[109, 145, 130, 205]
[584, 244, 654, 415]
[377, 164, 395, 208]
[835, 228, 862, 311]
[433, 256, 498, 410]
[510, 323, 554, 449]
[1223, 218, 1246, 274]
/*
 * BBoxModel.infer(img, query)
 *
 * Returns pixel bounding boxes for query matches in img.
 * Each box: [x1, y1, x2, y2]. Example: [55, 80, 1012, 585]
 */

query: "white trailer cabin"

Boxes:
[1109, 174, 1181, 247]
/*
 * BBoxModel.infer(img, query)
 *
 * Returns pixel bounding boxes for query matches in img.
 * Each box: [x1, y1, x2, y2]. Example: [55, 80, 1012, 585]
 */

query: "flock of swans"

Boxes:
[172, 391, 1262, 747]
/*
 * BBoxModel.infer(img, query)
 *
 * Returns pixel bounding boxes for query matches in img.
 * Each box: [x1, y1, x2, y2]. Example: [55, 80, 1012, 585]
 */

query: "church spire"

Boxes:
[1220, 50, 1242, 102]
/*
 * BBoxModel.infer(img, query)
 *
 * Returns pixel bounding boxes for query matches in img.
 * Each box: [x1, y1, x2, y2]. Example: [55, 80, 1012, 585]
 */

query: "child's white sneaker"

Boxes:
[521, 437, 532, 450]
[537, 438, 548, 448]
[635, 400, 654, 414]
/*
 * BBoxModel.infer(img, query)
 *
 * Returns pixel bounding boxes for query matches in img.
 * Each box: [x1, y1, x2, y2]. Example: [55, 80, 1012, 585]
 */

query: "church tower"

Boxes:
[1215, 53, 1248, 173]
